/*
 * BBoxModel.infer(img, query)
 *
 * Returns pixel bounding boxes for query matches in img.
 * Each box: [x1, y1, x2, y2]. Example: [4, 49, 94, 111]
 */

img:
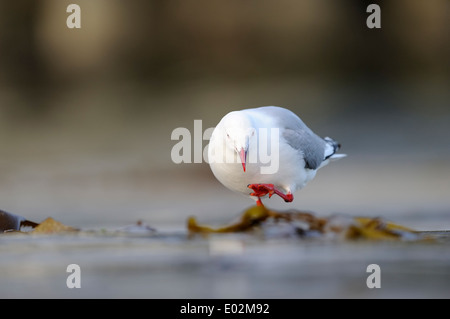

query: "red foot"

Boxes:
[248, 184, 294, 203]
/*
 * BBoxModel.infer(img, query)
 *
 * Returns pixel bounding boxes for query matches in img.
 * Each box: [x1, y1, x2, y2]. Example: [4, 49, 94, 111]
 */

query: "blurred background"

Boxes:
[0, 0, 449, 230]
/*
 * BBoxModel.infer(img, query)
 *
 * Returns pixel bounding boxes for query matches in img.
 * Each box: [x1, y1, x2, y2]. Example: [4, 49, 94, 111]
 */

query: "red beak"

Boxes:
[239, 148, 247, 172]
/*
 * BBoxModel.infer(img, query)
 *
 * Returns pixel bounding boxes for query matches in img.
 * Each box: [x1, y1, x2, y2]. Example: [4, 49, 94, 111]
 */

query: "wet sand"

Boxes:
[1, 159, 450, 298]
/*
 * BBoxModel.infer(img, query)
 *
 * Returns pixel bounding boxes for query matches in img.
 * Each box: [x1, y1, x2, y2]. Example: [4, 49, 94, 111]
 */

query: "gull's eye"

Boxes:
[226, 133, 230, 139]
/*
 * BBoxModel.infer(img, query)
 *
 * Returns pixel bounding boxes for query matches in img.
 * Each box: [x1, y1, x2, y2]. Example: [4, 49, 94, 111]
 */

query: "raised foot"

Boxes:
[248, 183, 275, 198]
[247, 184, 294, 203]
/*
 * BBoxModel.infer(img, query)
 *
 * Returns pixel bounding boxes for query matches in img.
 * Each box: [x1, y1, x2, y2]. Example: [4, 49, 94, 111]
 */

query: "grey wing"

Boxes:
[250, 106, 339, 169]
[282, 128, 327, 170]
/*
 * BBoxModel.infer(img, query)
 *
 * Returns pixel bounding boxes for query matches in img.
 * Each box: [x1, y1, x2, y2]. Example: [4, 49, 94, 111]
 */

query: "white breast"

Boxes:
[208, 125, 316, 198]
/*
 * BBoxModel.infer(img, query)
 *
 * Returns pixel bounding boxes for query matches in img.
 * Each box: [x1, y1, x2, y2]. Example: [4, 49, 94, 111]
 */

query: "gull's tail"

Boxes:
[323, 137, 347, 161]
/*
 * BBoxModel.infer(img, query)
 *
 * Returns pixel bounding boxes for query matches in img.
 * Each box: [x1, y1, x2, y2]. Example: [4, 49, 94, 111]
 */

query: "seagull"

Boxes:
[207, 106, 346, 206]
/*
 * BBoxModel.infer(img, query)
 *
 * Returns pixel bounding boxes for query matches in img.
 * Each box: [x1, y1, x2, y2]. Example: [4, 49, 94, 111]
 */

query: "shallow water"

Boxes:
[0, 79, 449, 299]
[1, 228, 449, 298]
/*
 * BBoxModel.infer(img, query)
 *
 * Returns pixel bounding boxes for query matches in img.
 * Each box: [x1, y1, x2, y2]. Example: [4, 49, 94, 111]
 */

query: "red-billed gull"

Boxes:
[208, 106, 346, 206]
